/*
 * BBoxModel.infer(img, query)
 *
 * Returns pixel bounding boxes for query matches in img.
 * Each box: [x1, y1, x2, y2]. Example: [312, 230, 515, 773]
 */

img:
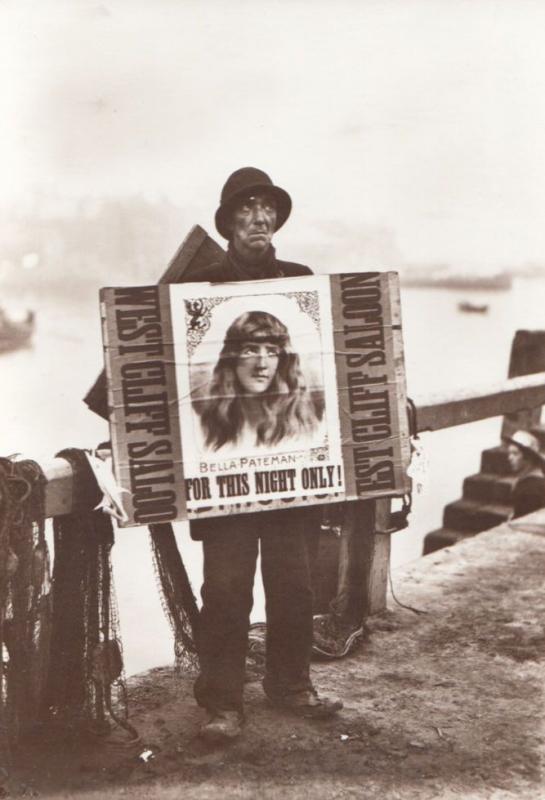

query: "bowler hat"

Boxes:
[215, 167, 292, 240]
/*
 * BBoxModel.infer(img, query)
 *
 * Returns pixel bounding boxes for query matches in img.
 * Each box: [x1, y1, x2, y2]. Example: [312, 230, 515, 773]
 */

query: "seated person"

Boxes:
[505, 430, 545, 518]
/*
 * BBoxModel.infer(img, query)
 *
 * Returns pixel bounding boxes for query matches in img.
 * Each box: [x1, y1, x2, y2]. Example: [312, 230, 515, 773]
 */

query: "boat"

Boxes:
[0, 310, 35, 353]
[458, 301, 489, 314]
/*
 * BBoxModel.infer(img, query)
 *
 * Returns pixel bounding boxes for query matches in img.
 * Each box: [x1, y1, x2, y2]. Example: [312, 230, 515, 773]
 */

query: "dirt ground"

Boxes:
[4, 517, 545, 800]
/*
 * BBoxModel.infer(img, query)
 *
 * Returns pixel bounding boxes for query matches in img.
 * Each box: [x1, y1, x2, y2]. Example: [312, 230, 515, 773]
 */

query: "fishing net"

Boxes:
[44, 449, 136, 740]
[148, 523, 199, 673]
[0, 457, 51, 764]
[0, 445, 205, 758]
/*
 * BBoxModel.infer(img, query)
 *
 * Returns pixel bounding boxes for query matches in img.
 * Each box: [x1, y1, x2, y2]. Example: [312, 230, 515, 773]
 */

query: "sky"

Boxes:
[2, 0, 545, 269]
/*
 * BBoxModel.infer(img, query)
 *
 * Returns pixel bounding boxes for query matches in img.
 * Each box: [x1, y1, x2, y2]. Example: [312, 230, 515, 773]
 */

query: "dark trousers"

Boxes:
[192, 507, 319, 714]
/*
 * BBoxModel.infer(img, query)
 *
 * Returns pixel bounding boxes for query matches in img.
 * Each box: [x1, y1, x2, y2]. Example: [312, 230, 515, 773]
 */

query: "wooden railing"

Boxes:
[413, 371, 545, 432]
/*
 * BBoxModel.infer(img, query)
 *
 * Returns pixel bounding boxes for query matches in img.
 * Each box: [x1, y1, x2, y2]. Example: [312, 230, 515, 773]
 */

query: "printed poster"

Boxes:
[101, 272, 410, 526]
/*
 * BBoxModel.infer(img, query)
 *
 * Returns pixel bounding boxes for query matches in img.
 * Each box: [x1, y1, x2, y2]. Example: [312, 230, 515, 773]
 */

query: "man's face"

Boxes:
[235, 341, 280, 395]
[230, 192, 277, 259]
[507, 443, 527, 473]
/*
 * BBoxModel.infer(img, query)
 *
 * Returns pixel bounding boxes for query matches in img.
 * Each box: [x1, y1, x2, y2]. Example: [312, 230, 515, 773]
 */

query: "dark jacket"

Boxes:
[183, 246, 312, 283]
[512, 470, 545, 518]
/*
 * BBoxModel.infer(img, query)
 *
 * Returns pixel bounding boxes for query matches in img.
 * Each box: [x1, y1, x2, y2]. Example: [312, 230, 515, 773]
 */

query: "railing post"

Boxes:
[361, 498, 391, 615]
[327, 499, 392, 621]
[502, 330, 545, 438]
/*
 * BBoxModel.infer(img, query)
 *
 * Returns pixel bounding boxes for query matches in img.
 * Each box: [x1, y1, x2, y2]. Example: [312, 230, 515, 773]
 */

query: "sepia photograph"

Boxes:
[2, 1, 545, 798]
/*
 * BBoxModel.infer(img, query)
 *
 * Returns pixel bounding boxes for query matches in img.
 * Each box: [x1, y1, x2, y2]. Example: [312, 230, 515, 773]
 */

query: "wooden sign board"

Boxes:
[101, 272, 410, 527]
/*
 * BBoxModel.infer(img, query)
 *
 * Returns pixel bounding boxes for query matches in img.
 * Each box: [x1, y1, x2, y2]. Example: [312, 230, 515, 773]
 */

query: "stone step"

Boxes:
[422, 528, 474, 556]
[463, 472, 517, 504]
[443, 498, 512, 533]
[480, 446, 511, 475]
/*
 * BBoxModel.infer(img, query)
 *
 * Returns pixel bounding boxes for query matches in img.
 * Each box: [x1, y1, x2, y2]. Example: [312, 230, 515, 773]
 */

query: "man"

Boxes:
[189, 167, 343, 743]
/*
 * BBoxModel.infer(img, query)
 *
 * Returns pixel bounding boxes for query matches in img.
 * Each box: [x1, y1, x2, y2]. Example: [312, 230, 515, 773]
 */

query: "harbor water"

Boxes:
[3, 275, 544, 675]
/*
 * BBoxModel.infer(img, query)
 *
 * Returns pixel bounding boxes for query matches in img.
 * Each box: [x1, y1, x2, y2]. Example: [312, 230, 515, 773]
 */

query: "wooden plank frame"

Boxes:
[100, 271, 410, 526]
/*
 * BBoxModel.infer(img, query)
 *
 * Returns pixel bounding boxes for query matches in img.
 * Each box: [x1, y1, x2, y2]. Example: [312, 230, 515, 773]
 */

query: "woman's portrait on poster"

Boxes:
[192, 310, 325, 454]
